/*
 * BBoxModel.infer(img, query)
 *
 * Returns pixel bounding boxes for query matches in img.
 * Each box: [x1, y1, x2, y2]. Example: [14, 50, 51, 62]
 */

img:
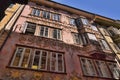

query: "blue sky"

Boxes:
[52, 0, 120, 20]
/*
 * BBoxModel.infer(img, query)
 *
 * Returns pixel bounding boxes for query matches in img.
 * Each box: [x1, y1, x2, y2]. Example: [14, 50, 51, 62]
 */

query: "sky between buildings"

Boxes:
[52, 0, 120, 20]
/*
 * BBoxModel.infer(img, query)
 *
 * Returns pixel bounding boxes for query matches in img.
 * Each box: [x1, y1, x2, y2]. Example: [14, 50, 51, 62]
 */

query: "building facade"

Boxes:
[0, 0, 120, 80]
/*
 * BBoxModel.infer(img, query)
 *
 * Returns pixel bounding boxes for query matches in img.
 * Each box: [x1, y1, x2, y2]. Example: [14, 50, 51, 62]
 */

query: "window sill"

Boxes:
[6, 66, 67, 75]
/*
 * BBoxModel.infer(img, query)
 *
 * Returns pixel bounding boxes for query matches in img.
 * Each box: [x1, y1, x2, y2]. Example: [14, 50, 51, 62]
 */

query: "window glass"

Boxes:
[43, 11, 50, 19]
[53, 29, 61, 40]
[53, 14, 60, 21]
[31, 9, 40, 16]
[70, 18, 76, 25]
[99, 39, 110, 50]
[81, 18, 89, 25]
[40, 26, 48, 37]
[87, 33, 97, 41]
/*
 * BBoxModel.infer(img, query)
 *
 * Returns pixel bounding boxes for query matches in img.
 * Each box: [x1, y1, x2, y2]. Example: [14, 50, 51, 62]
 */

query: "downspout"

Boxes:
[0, 4, 25, 51]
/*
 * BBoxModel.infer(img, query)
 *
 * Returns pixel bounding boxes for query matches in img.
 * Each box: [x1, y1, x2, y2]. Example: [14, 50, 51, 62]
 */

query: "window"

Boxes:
[90, 25, 98, 31]
[11, 47, 31, 67]
[25, 23, 36, 35]
[50, 52, 64, 72]
[40, 26, 49, 37]
[72, 33, 82, 45]
[81, 18, 89, 25]
[95, 60, 111, 78]
[80, 57, 118, 79]
[31, 8, 40, 16]
[42, 11, 50, 19]
[52, 13, 60, 21]
[52, 29, 61, 40]
[69, 18, 76, 25]
[80, 58, 97, 76]
[11, 47, 65, 73]
[87, 33, 97, 41]
[107, 62, 120, 79]
[99, 39, 110, 50]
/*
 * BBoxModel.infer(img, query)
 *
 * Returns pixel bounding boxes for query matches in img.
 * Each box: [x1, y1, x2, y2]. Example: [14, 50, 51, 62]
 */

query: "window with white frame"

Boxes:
[99, 39, 110, 50]
[24, 22, 36, 35]
[80, 57, 97, 76]
[10, 47, 65, 73]
[40, 26, 49, 37]
[107, 62, 120, 79]
[42, 11, 50, 19]
[31, 8, 40, 16]
[95, 60, 111, 78]
[52, 29, 61, 40]
[72, 33, 82, 45]
[69, 18, 76, 26]
[52, 13, 60, 21]
[81, 18, 89, 25]
[10, 47, 32, 68]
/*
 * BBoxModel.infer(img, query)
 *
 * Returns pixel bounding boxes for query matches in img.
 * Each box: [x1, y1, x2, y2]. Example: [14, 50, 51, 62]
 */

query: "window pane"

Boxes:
[53, 29, 57, 39]
[35, 9, 40, 16]
[81, 58, 89, 75]
[21, 48, 31, 68]
[57, 29, 61, 39]
[43, 11, 50, 19]
[53, 14, 60, 21]
[12, 48, 24, 66]
[40, 51, 48, 70]
[40, 26, 44, 36]
[107, 62, 120, 79]
[95, 61, 111, 78]
[70, 18, 75, 25]
[87, 60, 96, 76]
[58, 54, 64, 72]
[50, 52, 57, 71]
[101, 40, 110, 50]
[45, 27, 48, 37]
[32, 50, 40, 69]
[81, 18, 89, 25]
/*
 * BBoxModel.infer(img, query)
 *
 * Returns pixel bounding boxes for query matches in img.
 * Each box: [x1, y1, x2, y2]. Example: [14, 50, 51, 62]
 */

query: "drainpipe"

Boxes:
[0, 4, 25, 51]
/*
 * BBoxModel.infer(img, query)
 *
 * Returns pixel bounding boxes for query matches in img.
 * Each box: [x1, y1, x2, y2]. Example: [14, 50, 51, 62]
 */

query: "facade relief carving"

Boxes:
[18, 34, 84, 54]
